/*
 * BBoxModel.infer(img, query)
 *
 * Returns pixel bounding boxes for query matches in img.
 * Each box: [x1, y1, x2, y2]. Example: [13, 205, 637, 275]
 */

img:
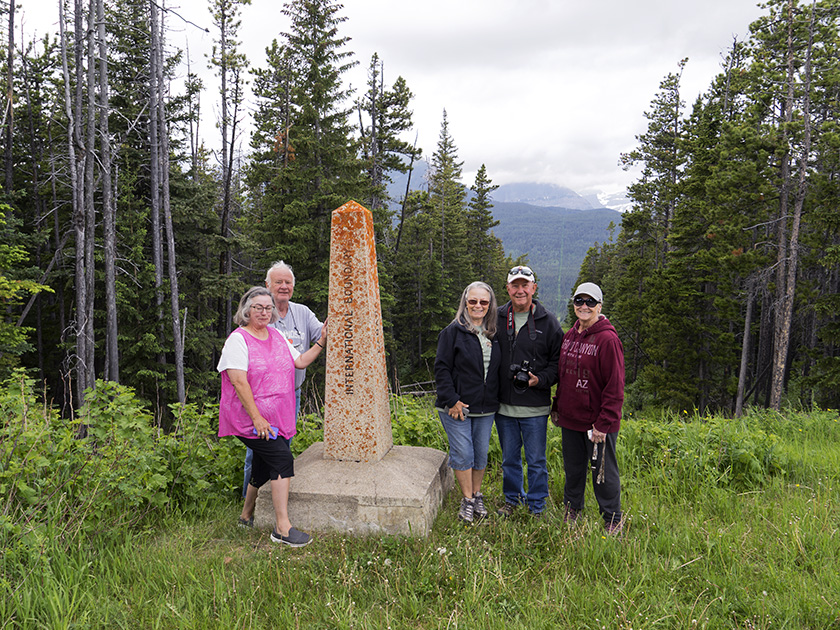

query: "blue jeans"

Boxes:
[243, 388, 301, 496]
[495, 413, 549, 513]
[438, 411, 495, 471]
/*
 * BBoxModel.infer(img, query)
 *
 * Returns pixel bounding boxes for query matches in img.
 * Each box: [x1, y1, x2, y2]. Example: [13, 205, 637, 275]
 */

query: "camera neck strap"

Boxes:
[506, 304, 536, 356]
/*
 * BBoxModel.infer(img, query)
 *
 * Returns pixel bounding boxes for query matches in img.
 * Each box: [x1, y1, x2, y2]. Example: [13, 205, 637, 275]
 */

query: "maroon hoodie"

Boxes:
[551, 314, 625, 434]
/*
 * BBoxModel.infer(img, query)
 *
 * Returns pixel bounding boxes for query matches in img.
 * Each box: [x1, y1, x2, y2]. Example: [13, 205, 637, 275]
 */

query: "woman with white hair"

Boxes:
[434, 281, 501, 523]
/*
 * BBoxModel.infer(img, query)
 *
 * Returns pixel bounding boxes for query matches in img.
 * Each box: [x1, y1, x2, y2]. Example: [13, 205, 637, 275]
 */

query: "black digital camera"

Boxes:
[509, 360, 531, 394]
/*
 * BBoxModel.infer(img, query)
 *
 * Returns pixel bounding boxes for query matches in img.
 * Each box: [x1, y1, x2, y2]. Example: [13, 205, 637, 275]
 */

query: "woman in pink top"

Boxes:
[218, 286, 327, 547]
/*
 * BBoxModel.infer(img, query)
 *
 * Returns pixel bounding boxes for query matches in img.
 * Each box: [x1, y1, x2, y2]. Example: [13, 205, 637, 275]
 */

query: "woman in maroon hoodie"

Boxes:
[551, 282, 625, 534]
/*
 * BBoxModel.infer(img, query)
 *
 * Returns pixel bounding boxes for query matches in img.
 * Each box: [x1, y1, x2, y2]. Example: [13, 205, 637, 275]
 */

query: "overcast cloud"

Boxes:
[23, 0, 768, 196]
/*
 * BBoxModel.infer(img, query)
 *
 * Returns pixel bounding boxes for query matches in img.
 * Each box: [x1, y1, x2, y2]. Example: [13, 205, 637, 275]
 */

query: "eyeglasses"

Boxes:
[573, 297, 600, 308]
[508, 266, 534, 277]
[250, 305, 273, 313]
[467, 299, 490, 306]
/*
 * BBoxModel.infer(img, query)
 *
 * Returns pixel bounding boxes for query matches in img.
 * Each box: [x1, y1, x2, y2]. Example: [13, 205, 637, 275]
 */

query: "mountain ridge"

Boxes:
[386, 164, 624, 314]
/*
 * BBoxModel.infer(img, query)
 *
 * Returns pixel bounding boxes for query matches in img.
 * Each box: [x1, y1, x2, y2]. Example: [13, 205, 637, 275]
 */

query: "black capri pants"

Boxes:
[237, 435, 295, 485]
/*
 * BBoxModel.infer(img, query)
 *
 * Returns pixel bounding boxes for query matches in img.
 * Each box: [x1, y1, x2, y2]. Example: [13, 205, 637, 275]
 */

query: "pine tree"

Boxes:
[244, 0, 364, 310]
[427, 110, 469, 296]
[356, 54, 421, 233]
[467, 164, 504, 283]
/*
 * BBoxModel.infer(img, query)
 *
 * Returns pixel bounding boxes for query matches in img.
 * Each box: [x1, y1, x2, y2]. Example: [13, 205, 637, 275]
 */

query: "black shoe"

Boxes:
[496, 502, 517, 518]
[605, 519, 624, 536]
[238, 516, 254, 528]
[563, 506, 581, 525]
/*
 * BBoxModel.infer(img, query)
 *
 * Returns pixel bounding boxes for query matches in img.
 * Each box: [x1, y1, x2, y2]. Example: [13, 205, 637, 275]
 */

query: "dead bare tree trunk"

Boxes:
[212, 0, 248, 337]
[151, 0, 186, 403]
[4, 0, 14, 193]
[735, 276, 755, 417]
[769, 0, 814, 410]
[60, 0, 90, 406]
[148, 0, 166, 393]
[82, 0, 97, 393]
[98, 0, 118, 382]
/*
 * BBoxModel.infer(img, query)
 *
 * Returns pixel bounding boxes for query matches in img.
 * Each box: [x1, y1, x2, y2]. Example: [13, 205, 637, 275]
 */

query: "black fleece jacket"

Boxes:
[496, 300, 563, 408]
[434, 320, 501, 414]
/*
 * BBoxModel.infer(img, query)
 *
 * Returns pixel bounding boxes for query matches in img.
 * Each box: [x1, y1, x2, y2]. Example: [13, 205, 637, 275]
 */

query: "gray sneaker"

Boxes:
[458, 497, 475, 523]
[270, 527, 312, 547]
[473, 492, 488, 519]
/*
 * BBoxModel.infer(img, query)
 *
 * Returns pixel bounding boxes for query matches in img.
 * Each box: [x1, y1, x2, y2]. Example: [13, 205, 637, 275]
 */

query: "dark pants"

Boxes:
[237, 435, 294, 486]
[242, 389, 301, 496]
[561, 427, 621, 524]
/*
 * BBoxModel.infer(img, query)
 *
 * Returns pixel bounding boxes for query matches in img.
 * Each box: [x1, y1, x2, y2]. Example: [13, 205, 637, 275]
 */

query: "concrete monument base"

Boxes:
[253, 442, 453, 537]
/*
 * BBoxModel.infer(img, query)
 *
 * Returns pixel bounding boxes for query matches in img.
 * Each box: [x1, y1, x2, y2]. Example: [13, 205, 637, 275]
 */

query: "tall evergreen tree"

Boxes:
[244, 0, 363, 310]
[356, 54, 421, 233]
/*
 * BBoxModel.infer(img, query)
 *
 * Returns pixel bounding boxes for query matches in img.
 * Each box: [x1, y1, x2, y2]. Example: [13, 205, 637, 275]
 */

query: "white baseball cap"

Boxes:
[507, 265, 535, 283]
[573, 282, 603, 303]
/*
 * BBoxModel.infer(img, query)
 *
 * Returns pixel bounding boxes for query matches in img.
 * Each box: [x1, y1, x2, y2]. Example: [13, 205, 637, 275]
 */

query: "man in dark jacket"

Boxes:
[495, 266, 563, 517]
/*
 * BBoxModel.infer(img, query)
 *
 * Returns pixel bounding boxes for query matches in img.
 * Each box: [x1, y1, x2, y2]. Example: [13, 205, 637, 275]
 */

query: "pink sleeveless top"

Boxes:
[218, 327, 297, 439]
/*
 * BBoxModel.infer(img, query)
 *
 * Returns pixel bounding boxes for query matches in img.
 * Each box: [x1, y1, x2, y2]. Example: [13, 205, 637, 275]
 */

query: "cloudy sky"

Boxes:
[23, 0, 767, 197]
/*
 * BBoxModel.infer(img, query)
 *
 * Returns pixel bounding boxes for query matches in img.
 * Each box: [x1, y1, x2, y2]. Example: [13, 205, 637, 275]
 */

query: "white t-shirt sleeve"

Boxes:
[217, 331, 249, 372]
[284, 335, 302, 362]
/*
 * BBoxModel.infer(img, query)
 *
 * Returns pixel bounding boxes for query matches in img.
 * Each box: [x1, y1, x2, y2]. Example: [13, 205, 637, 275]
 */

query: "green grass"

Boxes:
[3, 405, 840, 629]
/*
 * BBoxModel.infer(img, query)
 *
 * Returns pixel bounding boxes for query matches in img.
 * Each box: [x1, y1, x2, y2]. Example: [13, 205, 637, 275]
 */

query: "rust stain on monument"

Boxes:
[324, 201, 393, 462]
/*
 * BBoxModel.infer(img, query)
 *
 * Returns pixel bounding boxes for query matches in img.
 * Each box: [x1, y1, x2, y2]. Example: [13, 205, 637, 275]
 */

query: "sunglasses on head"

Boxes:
[573, 297, 600, 307]
[509, 266, 534, 277]
[467, 298, 490, 306]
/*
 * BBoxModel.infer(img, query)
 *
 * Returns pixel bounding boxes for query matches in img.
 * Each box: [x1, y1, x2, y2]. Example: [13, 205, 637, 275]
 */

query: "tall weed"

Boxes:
[620, 410, 788, 491]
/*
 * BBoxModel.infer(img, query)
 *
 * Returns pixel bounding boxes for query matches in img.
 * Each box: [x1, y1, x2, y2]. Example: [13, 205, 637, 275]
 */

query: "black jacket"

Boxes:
[434, 320, 501, 414]
[496, 300, 563, 407]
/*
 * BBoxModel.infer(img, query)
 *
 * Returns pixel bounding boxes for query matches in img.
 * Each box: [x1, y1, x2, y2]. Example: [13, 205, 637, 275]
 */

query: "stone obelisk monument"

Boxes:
[254, 201, 452, 537]
[323, 201, 392, 462]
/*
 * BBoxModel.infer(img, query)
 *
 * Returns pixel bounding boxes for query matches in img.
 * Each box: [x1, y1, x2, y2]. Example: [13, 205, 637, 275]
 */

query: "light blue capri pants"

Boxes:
[438, 410, 496, 471]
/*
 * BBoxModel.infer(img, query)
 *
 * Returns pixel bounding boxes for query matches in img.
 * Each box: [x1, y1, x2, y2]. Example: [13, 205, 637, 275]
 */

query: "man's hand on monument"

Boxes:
[317, 317, 329, 347]
[296, 317, 330, 369]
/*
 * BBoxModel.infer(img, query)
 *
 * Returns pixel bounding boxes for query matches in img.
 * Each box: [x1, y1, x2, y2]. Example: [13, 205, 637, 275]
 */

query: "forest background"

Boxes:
[0, 0, 838, 421]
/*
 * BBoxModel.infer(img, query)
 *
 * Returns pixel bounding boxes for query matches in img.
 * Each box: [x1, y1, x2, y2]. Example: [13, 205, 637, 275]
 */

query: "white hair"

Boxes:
[265, 260, 296, 285]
